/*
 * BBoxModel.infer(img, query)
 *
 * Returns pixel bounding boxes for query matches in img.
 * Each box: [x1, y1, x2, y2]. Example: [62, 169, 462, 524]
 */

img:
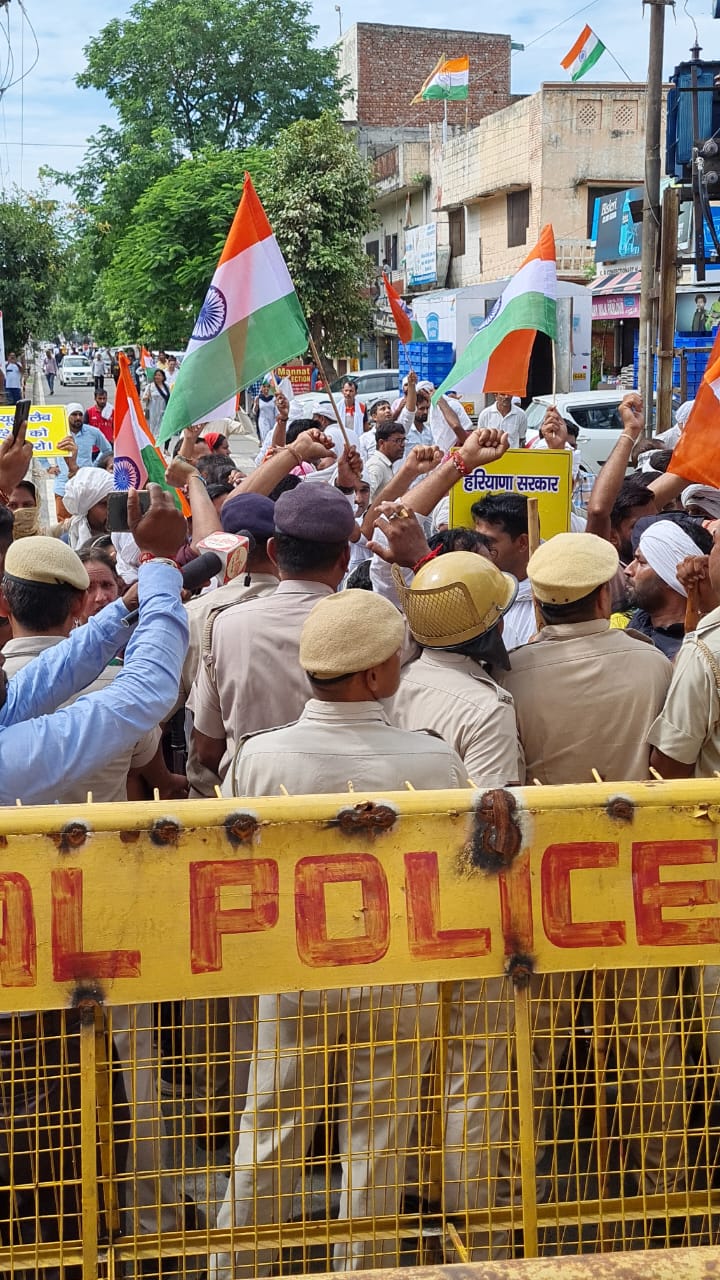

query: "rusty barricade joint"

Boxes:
[150, 816, 182, 846]
[54, 819, 91, 853]
[466, 788, 522, 872]
[606, 795, 636, 823]
[224, 811, 259, 846]
[330, 800, 397, 837]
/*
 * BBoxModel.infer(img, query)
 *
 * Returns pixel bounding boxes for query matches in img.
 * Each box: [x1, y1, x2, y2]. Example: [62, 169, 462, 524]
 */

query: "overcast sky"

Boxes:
[0, 0, 717, 195]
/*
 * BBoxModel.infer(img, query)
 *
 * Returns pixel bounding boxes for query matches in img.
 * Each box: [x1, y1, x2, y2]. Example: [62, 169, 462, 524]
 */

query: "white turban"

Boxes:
[63, 467, 114, 551]
[638, 522, 701, 598]
[681, 484, 720, 521]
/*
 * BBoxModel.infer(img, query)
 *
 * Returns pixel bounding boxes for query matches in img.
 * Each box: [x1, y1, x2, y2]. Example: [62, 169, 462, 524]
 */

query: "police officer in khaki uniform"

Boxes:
[648, 530, 720, 1074]
[504, 533, 684, 1215]
[211, 590, 466, 1280]
[500, 533, 672, 784]
[388, 549, 522, 787]
[190, 483, 356, 790]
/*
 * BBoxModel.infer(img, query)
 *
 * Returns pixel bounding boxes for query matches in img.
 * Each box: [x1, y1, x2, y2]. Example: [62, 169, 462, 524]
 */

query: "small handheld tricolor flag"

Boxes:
[412, 54, 469, 104]
[669, 328, 720, 488]
[561, 25, 606, 82]
[382, 273, 427, 346]
[431, 226, 558, 403]
[113, 352, 189, 514]
[157, 173, 308, 444]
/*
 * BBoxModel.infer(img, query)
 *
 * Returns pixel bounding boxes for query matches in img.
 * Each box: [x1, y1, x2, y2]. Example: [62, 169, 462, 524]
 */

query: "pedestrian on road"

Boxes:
[42, 349, 58, 396]
[3, 353, 22, 405]
[142, 368, 170, 437]
[91, 351, 105, 392]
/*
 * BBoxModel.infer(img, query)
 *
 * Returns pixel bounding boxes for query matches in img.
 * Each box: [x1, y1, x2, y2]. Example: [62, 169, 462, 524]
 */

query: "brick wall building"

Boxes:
[338, 23, 511, 130]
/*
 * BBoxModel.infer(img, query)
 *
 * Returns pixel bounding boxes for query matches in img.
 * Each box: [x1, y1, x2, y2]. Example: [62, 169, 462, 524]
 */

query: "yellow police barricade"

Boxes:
[1, 780, 720, 1278]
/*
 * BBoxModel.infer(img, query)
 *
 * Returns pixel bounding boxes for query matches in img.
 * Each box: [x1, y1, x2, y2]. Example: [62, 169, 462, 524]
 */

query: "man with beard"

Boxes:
[625, 517, 713, 658]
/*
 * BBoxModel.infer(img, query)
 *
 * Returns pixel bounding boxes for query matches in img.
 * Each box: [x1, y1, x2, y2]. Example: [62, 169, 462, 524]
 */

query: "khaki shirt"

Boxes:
[386, 649, 522, 787]
[190, 579, 334, 781]
[498, 618, 672, 784]
[181, 572, 278, 701]
[1, 635, 159, 802]
[224, 699, 467, 797]
[647, 604, 720, 775]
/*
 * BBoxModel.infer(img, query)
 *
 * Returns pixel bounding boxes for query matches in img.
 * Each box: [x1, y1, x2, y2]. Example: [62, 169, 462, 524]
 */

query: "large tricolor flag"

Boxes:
[561, 26, 606, 82]
[412, 55, 469, 103]
[157, 173, 308, 443]
[113, 352, 189, 513]
[382, 273, 426, 345]
[669, 331, 720, 488]
[432, 226, 557, 404]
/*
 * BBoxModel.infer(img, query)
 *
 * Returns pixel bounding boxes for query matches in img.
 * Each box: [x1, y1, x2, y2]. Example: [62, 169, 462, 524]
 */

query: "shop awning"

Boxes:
[591, 270, 642, 320]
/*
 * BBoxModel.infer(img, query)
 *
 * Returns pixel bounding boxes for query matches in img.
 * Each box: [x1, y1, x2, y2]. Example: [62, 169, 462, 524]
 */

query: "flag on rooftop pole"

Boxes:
[113, 352, 189, 513]
[157, 173, 309, 443]
[412, 54, 469, 103]
[431, 225, 558, 404]
[668, 330, 720, 488]
[382, 273, 427, 345]
[561, 26, 606, 81]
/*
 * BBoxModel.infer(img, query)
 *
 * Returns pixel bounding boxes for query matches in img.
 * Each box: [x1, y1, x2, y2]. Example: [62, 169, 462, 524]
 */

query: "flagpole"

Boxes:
[308, 333, 351, 450]
[603, 43, 633, 84]
[442, 98, 448, 146]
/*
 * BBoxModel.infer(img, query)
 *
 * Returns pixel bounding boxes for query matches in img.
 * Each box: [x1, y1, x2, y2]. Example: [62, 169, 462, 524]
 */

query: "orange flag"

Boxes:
[382, 272, 413, 346]
[669, 331, 720, 487]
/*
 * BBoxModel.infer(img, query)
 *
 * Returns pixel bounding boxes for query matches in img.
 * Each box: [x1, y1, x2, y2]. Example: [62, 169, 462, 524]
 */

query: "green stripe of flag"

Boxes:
[572, 40, 606, 80]
[433, 290, 557, 402]
[422, 84, 469, 100]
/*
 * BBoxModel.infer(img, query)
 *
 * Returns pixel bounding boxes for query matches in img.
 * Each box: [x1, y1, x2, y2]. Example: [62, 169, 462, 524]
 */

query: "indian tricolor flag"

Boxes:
[561, 26, 606, 82]
[113, 352, 189, 513]
[669, 332, 720, 488]
[432, 226, 557, 403]
[412, 55, 469, 103]
[157, 173, 308, 443]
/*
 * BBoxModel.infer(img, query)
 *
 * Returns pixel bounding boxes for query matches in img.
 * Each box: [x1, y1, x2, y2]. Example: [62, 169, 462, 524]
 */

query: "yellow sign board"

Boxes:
[449, 447, 572, 539]
[0, 405, 72, 457]
[0, 780, 719, 1010]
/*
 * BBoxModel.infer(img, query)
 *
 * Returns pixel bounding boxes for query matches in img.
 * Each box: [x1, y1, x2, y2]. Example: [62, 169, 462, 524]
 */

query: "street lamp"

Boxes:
[335, 5, 342, 38]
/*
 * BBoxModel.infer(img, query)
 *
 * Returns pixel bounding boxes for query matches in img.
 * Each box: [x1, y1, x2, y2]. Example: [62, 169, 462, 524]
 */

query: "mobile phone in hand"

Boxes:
[12, 399, 31, 441]
[107, 490, 151, 533]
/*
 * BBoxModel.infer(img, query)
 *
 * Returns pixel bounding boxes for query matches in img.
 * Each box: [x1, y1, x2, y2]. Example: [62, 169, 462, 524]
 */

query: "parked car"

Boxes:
[525, 392, 628, 474]
[59, 355, 94, 387]
[291, 368, 400, 415]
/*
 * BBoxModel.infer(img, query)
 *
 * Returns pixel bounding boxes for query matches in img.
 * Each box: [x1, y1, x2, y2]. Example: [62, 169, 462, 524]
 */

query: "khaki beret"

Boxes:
[528, 532, 619, 605]
[4, 536, 89, 590]
[300, 590, 405, 680]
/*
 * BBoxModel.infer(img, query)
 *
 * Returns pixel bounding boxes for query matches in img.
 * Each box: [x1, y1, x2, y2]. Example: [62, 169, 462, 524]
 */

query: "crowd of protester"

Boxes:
[0, 355, 719, 1275]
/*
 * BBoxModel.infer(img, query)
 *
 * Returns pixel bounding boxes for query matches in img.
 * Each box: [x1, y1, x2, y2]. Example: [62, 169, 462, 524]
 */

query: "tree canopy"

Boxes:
[0, 194, 62, 351]
[78, 0, 342, 154]
[262, 114, 376, 356]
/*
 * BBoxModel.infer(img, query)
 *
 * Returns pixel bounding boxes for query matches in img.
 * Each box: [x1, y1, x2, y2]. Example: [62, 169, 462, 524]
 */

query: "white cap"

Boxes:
[66, 402, 84, 417]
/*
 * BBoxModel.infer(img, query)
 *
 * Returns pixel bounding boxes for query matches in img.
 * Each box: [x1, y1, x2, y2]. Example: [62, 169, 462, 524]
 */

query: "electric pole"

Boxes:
[637, 0, 671, 427]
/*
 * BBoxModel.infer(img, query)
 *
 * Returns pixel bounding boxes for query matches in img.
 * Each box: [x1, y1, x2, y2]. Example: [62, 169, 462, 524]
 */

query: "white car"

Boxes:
[290, 369, 400, 416]
[525, 392, 627, 474]
[59, 355, 94, 387]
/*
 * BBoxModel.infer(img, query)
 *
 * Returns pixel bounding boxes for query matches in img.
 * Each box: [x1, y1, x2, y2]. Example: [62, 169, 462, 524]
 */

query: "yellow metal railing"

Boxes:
[0, 781, 719, 1276]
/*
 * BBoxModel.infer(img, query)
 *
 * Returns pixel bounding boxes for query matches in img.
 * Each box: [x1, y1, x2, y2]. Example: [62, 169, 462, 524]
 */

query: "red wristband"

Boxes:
[412, 546, 442, 575]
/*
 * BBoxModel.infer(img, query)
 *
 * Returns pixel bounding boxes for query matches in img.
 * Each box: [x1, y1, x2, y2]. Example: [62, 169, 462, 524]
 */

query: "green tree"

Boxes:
[78, 0, 341, 154]
[0, 193, 63, 351]
[99, 148, 268, 344]
[261, 113, 376, 358]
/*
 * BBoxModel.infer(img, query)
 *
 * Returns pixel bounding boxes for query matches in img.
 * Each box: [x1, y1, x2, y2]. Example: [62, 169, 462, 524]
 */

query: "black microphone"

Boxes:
[122, 551, 223, 626]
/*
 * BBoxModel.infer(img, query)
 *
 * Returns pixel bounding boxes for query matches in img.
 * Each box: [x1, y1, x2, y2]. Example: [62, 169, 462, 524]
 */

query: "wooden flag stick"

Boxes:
[527, 496, 544, 632]
[685, 582, 701, 633]
[308, 334, 351, 450]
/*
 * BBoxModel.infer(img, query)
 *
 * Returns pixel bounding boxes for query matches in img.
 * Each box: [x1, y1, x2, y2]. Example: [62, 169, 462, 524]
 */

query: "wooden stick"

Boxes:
[527, 496, 544, 632]
[307, 334, 351, 450]
[551, 340, 557, 408]
[685, 582, 701, 633]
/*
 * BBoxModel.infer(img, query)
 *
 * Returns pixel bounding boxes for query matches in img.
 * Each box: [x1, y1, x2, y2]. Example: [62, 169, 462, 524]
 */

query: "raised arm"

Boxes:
[401, 428, 509, 517]
[586, 393, 647, 541]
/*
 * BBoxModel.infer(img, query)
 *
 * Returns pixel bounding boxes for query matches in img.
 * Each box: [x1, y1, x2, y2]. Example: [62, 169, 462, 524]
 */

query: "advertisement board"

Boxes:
[405, 223, 437, 287]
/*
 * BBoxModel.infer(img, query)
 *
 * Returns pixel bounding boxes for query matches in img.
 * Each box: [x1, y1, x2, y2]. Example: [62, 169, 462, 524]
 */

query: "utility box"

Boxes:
[666, 60, 720, 179]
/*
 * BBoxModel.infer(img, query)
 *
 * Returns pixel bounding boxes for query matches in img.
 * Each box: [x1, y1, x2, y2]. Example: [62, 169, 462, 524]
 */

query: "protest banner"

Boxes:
[275, 362, 313, 395]
[0, 405, 73, 458]
[449, 447, 572, 539]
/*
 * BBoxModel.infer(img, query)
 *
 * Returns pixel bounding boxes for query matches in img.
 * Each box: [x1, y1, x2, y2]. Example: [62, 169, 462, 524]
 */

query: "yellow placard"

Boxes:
[449, 447, 572, 540]
[0, 405, 73, 457]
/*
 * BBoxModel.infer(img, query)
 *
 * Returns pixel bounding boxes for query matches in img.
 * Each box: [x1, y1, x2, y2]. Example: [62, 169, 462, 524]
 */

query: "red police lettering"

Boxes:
[190, 859, 279, 973]
[404, 851, 491, 959]
[541, 842, 626, 948]
[295, 854, 389, 966]
[51, 867, 141, 981]
[633, 839, 720, 946]
[0, 873, 36, 987]
[499, 852, 534, 956]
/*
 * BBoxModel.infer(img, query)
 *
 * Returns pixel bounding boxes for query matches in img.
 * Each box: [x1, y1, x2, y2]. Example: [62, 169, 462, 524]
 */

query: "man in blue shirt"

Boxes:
[45, 402, 112, 519]
[0, 486, 188, 804]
